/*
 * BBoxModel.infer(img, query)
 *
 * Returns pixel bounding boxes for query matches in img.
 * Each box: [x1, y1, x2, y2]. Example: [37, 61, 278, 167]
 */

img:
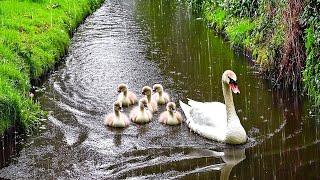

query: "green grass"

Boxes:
[197, 1, 285, 68]
[303, 26, 320, 103]
[204, 7, 226, 31]
[225, 19, 254, 47]
[301, 0, 320, 104]
[212, 8, 227, 31]
[202, 3, 257, 54]
[0, 0, 104, 133]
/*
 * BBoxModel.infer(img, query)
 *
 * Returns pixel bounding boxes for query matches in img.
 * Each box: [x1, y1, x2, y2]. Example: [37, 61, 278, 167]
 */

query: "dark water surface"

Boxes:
[1, 0, 319, 179]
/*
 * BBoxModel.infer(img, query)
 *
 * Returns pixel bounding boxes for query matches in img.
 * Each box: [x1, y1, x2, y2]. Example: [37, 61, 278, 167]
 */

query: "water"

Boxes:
[1, 0, 319, 179]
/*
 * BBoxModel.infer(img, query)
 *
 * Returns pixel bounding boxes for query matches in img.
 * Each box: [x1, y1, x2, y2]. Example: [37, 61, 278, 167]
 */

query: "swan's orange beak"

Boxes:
[229, 83, 240, 94]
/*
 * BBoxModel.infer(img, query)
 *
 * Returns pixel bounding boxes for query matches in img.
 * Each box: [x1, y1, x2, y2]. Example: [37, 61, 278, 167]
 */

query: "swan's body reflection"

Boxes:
[219, 148, 245, 180]
[184, 147, 245, 179]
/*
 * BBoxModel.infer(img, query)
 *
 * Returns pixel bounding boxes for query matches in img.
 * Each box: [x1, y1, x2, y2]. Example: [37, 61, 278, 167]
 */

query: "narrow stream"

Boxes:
[0, 0, 319, 179]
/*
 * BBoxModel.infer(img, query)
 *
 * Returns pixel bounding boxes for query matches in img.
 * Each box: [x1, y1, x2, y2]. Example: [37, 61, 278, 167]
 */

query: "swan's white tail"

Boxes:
[179, 100, 191, 123]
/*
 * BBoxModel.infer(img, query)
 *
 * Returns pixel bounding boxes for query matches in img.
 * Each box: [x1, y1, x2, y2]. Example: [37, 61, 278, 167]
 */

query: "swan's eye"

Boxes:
[228, 77, 237, 85]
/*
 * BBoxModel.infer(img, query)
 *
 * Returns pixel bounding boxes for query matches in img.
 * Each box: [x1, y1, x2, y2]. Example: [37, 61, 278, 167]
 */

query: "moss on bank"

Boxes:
[190, 0, 320, 102]
[0, 0, 104, 133]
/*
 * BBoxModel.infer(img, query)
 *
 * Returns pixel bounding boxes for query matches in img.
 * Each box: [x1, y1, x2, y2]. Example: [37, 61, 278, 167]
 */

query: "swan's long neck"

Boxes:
[222, 82, 238, 123]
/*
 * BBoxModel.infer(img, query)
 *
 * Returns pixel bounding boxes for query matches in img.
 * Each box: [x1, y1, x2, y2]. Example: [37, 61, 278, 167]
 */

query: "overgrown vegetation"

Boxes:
[0, 0, 104, 133]
[301, 0, 320, 103]
[194, 0, 287, 71]
[190, 0, 320, 101]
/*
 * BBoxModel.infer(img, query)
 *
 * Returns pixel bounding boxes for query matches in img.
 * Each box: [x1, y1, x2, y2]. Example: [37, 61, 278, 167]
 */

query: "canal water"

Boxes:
[1, 0, 319, 179]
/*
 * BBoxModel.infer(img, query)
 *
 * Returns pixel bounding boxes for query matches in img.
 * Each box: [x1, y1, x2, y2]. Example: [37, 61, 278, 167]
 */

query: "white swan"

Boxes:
[152, 84, 170, 105]
[179, 70, 247, 144]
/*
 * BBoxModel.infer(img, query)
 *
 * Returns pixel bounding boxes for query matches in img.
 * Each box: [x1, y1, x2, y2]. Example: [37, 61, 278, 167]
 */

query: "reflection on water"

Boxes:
[0, 0, 319, 179]
[220, 148, 245, 180]
[0, 127, 18, 169]
[175, 148, 246, 179]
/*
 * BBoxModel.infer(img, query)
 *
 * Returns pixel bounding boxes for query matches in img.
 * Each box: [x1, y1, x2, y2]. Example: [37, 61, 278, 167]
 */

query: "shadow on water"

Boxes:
[0, 0, 319, 179]
[0, 127, 19, 169]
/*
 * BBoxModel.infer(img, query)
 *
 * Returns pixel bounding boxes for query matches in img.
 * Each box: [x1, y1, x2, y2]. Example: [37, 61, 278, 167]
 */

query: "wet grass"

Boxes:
[200, 1, 285, 68]
[205, 7, 226, 31]
[0, 0, 104, 133]
[225, 18, 255, 47]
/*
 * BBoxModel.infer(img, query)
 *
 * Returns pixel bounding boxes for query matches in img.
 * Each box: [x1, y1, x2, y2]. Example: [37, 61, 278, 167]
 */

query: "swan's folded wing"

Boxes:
[188, 101, 227, 128]
[188, 121, 226, 141]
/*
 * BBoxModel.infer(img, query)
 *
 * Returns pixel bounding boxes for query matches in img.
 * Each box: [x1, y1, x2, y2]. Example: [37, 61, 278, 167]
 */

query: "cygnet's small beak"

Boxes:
[152, 88, 156, 92]
[119, 106, 123, 112]
[117, 89, 121, 93]
[142, 91, 145, 95]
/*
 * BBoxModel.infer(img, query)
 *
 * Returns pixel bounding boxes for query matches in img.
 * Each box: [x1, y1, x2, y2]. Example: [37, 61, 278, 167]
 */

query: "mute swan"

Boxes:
[152, 84, 170, 105]
[130, 98, 153, 124]
[142, 86, 158, 112]
[159, 102, 183, 125]
[104, 101, 130, 128]
[179, 70, 247, 144]
[117, 84, 137, 107]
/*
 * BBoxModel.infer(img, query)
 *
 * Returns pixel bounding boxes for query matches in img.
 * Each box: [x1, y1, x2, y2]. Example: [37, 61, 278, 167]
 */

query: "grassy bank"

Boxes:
[190, 0, 320, 102]
[0, 0, 104, 133]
